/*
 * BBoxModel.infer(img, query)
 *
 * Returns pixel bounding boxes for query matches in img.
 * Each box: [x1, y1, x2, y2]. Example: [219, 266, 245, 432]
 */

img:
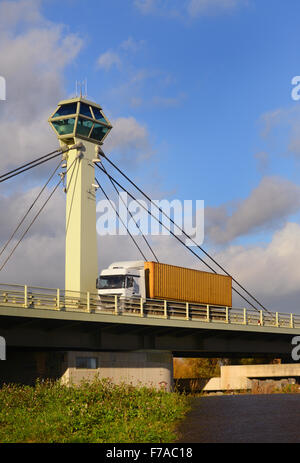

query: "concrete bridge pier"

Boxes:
[61, 350, 174, 391]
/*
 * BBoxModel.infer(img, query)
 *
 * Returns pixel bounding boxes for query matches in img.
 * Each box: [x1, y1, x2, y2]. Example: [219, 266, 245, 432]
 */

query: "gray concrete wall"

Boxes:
[61, 350, 174, 391]
[204, 363, 300, 391]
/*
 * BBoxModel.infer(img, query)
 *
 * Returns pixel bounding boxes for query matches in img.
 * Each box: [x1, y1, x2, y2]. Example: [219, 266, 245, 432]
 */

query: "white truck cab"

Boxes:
[97, 261, 146, 299]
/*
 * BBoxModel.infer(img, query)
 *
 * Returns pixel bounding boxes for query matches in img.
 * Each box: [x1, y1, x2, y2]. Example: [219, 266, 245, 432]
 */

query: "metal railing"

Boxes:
[0, 283, 299, 329]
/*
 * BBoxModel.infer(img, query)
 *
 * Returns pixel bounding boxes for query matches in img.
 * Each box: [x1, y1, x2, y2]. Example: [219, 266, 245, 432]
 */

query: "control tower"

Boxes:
[48, 97, 112, 294]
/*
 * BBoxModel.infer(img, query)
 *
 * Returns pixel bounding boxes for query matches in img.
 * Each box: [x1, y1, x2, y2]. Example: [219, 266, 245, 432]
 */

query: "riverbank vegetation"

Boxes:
[251, 381, 300, 394]
[173, 358, 220, 378]
[173, 358, 281, 379]
[0, 379, 190, 443]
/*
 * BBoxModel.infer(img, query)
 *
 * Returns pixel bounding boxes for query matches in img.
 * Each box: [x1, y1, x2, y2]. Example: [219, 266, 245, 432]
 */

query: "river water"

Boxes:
[177, 394, 300, 443]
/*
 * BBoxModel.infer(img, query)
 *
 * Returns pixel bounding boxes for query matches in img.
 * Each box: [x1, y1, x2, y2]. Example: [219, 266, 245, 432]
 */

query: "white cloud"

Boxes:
[215, 222, 300, 312]
[134, 0, 184, 19]
[1, 183, 300, 314]
[0, 0, 44, 30]
[98, 222, 300, 313]
[259, 106, 300, 159]
[97, 38, 144, 74]
[97, 51, 122, 71]
[254, 151, 270, 174]
[134, 0, 156, 14]
[206, 176, 300, 244]
[151, 92, 186, 108]
[105, 116, 154, 162]
[0, 2, 160, 288]
[0, 184, 65, 287]
[260, 108, 284, 138]
[0, 184, 65, 242]
[0, 0, 83, 285]
[121, 37, 145, 52]
[129, 92, 186, 109]
[0, 233, 65, 288]
[130, 97, 143, 108]
[0, 0, 83, 173]
[187, 0, 246, 17]
[103, 66, 179, 111]
[96, 38, 179, 111]
[133, 0, 247, 18]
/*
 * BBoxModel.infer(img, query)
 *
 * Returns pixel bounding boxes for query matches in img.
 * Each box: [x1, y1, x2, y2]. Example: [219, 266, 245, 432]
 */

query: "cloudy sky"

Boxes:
[1, 0, 300, 313]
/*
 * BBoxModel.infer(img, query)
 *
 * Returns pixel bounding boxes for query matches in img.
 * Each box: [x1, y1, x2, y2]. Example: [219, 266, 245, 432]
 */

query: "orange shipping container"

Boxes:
[144, 262, 232, 307]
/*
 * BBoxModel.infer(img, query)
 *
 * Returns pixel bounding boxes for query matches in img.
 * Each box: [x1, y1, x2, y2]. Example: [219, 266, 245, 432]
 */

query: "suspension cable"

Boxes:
[0, 146, 73, 184]
[0, 153, 62, 184]
[95, 165, 267, 313]
[97, 154, 272, 315]
[98, 159, 159, 263]
[95, 178, 148, 261]
[0, 159, 63, 260]
[0, 157, 77, 273]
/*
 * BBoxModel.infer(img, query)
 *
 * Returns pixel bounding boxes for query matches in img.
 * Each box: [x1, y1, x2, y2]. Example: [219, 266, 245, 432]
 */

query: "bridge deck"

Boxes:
[0, 283, 299, 335]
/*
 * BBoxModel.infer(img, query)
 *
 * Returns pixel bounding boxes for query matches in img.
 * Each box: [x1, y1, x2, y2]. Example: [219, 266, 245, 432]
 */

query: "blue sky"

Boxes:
[39, 0, 300, 206]
[1, 0, 300, 311]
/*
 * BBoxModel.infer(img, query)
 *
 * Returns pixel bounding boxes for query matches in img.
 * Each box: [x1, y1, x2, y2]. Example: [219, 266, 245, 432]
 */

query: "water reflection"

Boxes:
[177, 394, 300, 443]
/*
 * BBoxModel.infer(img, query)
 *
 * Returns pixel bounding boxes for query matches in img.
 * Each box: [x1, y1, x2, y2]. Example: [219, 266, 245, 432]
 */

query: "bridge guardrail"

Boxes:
[0, 283, 299, 330]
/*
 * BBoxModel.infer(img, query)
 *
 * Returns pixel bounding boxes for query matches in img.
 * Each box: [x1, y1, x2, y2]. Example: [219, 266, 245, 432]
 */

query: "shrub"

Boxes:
[0, 379, 190, 443]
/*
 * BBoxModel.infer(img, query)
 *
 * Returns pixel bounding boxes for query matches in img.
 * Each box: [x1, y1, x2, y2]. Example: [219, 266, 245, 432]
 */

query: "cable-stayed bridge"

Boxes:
[0, 95, 299, 389]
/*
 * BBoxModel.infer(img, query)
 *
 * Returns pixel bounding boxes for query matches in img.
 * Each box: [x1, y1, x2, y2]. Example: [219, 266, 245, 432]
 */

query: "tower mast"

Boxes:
[48, 96, 112, 293]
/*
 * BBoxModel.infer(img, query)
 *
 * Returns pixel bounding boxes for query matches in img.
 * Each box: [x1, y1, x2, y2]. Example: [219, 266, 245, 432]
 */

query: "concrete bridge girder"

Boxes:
[0, 305, 297, 355]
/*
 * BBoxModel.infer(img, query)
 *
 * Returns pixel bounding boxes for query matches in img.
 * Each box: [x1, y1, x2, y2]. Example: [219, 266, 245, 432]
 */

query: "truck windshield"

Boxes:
[98, 275, 126, 289]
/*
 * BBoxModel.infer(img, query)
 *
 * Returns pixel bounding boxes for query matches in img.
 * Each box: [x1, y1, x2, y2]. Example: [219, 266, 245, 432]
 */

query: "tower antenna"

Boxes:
[83, 78, 88, 98]
[75, 80, 88, 98]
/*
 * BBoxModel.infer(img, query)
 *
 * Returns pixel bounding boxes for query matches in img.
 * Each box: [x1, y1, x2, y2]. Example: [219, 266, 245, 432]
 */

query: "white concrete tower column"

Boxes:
[48, 97, 112, 294]
[63, 141, 98, 293]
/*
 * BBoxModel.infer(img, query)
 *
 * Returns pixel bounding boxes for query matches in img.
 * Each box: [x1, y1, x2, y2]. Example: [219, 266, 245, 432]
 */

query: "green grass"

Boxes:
[0, 379, 190, 443]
